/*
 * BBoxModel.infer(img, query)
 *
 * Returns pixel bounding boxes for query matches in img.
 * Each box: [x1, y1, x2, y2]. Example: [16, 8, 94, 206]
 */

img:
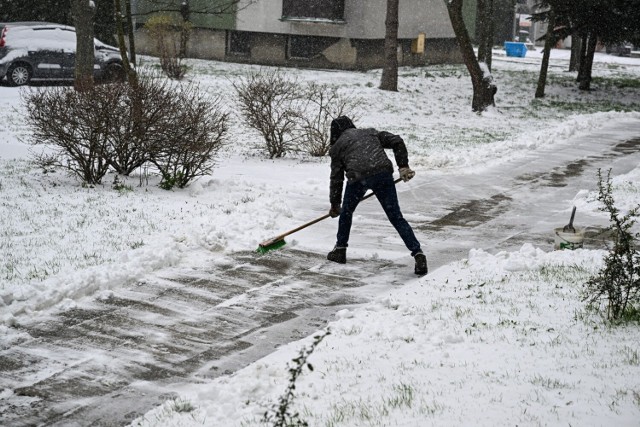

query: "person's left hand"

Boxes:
[399, 167, 416, 182]
[329, 204, 341, 218]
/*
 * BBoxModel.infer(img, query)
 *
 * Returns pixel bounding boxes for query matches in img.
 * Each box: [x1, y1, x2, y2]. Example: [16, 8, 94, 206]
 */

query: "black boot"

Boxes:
[414, 252, 428, 276]
[327, 246, 347, 264]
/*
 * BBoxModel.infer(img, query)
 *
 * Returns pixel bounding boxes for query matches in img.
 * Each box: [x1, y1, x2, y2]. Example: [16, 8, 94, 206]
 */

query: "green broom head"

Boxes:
[256, 238, 286, 254]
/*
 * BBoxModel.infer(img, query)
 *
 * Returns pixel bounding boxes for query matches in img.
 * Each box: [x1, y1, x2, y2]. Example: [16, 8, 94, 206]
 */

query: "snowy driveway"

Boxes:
[2, 121, 640, 426]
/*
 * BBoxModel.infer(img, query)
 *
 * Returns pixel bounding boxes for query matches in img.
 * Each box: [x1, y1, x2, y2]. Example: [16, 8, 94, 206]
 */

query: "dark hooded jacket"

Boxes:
[329, 120, 409, 206]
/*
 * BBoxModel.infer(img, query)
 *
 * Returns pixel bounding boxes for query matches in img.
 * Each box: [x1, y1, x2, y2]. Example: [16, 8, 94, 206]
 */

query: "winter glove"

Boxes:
[329, 204, 341, 218]
[399, 167, 416, 182]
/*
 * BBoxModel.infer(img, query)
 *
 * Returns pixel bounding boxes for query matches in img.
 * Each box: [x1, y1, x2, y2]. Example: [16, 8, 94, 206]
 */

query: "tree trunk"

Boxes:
[485, 0, 494, 71]
[71, 0, 96, 91]
[535, 10, 555, 98]
[579, 32, 597, 91]
[476, 0, 488, 62]
[577, 31, 589, 82]
[476, 0, 494, 71]
[114, 0, 138, 87]
[569, 31, 581, 72]
[379, 0, 399, 92]
[179, 0, 191, 58]
[446, 0, 496, 112]
[125, 0, 136, 66]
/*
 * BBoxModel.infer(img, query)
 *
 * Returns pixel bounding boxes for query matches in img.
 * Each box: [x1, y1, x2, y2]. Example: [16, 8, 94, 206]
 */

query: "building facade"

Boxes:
[134, 0, 466, 69]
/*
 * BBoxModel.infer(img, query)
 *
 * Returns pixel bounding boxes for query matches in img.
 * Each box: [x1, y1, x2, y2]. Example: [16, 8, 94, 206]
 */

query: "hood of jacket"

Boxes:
[330, 116, 356, 145]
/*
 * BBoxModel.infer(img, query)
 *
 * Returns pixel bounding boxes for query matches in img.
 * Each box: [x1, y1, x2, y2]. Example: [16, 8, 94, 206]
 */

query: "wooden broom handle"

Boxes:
[274, 177, 403, 240]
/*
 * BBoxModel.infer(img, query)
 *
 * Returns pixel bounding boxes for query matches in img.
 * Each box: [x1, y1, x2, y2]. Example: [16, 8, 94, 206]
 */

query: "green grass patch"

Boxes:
[592, 76, 640, 89]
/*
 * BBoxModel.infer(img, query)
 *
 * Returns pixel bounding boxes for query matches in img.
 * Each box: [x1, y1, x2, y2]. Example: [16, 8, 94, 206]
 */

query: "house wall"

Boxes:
[235, 0, 454, 40]
[250, 34, 287, 64]
[135, 28, 227, 60]
[188, 28, 226, 59]
[134, 0, 463, 69]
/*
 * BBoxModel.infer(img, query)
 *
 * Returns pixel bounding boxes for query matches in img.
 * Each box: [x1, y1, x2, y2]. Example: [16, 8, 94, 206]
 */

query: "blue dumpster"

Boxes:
[504, 42, 528, 58]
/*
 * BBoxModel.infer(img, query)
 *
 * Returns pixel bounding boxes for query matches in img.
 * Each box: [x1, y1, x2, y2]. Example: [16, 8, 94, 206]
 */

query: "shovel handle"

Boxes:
[568, 206, 576, 227]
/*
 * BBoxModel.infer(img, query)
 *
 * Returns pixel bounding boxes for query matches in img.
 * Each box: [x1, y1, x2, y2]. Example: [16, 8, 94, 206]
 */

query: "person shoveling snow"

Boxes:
[326, 116, 428, 276]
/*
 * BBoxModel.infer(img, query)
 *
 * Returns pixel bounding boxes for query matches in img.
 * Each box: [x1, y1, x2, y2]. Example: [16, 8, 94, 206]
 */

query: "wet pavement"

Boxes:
[409, 124, 640, 271]
[2, 121, 640, 426]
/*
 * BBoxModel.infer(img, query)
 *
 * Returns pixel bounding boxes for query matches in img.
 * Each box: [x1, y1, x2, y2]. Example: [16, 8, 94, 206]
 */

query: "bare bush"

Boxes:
[233, 69, 302, 159]
[150, 88, 230, 189]
[295, 83, 362, 157]
[23, 86, 115, 184]
[108, 74, 178, 175]
[23, 73, 229, 189]
[144, 14, 191, 80]
[262, 329, 330, 426]
[234, 69, 362, 158]
[31, 150, 62, 174]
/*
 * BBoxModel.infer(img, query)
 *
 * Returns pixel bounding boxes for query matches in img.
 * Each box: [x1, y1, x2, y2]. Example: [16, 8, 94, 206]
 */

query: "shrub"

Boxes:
[23, 72, 229, 188]
[234, 69, 361, 158]
[262, 329, 330, 427]
[295, 83, 362, 157]
[107, 75, 169, 175]
[144, 14, 191, 80]
[233, 69, 302, 159]
[150, 88, 229, 190]
[23, 85, 115, 184]
[584, 168, 640, 322]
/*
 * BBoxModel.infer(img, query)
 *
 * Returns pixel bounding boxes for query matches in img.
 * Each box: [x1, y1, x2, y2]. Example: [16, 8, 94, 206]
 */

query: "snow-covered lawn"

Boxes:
[1, 48, 639, 425]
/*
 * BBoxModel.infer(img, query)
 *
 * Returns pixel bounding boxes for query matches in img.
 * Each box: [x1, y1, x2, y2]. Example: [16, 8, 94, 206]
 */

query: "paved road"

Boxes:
[2, 121, 640, 426]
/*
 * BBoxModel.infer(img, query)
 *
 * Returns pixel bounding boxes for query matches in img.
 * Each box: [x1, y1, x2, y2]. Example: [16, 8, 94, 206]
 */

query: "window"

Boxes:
[282, 0, 345, 21]
[288, 35, 335, 59]
[227, 31, 250, 56]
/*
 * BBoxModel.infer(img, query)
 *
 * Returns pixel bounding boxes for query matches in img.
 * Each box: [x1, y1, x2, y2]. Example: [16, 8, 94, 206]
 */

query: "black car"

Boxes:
[0, 22, 125, 86]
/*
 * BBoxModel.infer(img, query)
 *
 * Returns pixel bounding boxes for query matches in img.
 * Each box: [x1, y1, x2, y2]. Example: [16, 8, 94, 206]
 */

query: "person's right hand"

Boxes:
[329, 204, 341, 218]
[399, 167, 416, 182]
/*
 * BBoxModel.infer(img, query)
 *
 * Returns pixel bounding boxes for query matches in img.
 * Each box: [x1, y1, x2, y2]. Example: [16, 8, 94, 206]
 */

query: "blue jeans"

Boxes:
[336, 172, 422, 256]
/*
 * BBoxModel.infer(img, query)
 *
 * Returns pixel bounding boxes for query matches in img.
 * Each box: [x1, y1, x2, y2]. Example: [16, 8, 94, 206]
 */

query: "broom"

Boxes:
[257, 177, 402, 254]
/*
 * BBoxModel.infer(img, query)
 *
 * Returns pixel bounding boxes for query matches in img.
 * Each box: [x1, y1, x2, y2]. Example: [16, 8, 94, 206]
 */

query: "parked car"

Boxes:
[0, 22, 125, 86]
[606, 42, 633, 57]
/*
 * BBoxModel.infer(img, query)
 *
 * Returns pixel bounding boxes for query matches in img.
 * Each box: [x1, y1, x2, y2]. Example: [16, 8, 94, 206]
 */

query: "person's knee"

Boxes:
[383, 202, 402, 218]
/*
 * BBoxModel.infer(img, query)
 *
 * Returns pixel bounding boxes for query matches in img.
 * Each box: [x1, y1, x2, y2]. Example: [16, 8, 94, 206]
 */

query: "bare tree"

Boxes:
[569, 31, 581, 72]
[379, 0, 399, 92]
[535, 9, 556, 98]
[476, 0, 495, 72]
[70, 0, 96, 91]
[125, 0, 137, 65]
[115, 0, 138, 87]
[446, 0, 497, 112]
[578, 31, 597, 91]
